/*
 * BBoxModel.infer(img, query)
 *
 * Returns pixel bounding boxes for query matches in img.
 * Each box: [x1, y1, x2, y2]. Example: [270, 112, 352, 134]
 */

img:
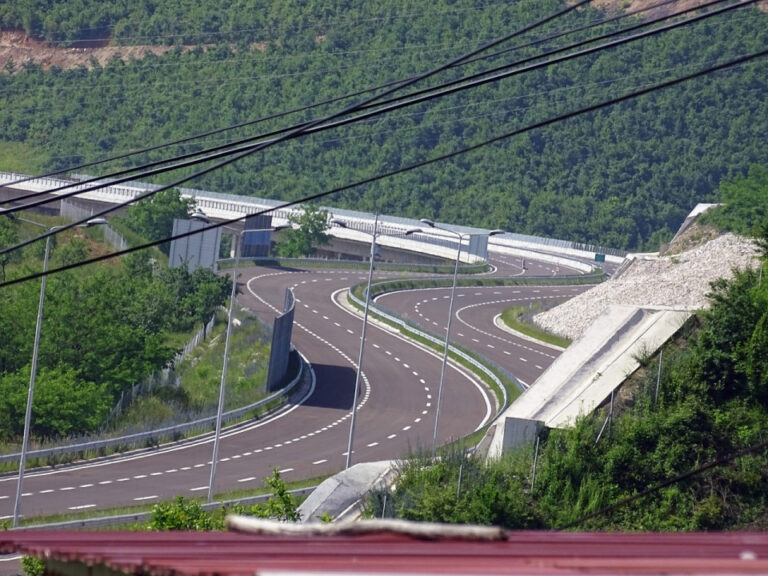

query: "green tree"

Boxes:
[148, 496, 224, 531]
[0, 214, 20, 281]
[124, 189, 196, 255]
[276, 205, 330, 258]
[247, 468, 301, 522]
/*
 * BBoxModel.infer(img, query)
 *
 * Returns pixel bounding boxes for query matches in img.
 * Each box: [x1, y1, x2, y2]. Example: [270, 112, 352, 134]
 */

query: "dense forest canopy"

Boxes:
[1, 1, 767, 250]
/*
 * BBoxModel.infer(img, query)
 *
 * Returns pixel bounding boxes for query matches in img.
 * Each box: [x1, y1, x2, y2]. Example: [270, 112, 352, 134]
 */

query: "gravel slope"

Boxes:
[534, 233, 760, 341]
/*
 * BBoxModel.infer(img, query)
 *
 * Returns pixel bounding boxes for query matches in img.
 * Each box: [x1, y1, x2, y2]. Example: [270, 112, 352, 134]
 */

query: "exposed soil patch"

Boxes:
[0, 30, 183, 72]
[2, 1, 766, 73]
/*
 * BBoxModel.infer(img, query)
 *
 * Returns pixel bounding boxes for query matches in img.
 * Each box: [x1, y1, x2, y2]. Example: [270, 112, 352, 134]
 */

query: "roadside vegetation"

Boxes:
[364, 169, 768, 530]
[499, 304, 571, 349]
[0, 191, 279, 461]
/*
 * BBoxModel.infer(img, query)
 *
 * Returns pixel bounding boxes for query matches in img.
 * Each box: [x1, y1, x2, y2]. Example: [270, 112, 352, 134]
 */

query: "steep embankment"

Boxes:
[535, 231, 761, 341]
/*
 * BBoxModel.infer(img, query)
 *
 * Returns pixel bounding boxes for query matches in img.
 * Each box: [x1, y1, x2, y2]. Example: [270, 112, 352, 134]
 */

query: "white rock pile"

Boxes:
[534, 233, 761, 341]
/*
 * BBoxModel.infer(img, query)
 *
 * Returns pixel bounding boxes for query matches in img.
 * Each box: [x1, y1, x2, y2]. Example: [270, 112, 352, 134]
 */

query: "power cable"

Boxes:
[9, 0, 673, 192]
[0, 0, 754, 257]
[3, 0, 736, 210]
[0, 0, 595, 243]
[2, 45, 764, 289]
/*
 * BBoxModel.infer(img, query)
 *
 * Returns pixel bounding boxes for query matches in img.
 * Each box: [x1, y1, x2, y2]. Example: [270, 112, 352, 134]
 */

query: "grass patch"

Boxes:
[0, 142, 49, 174]
[500, 304, 571, 348]
[354, 272, 604, 302]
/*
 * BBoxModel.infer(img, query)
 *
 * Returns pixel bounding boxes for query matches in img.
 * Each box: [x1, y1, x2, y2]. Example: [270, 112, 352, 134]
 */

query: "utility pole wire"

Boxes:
[5, 0, 734, 209]
[3, 0, 593, 200]
[0, 0, 593, 253]
[1, 0, 748, 243]
[2, 45, 765, 289]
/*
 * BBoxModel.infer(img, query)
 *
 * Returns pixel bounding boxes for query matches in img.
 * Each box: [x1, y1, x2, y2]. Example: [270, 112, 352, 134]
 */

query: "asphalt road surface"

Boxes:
[0, 265, 494, 521]
[0, 249, 600, 522]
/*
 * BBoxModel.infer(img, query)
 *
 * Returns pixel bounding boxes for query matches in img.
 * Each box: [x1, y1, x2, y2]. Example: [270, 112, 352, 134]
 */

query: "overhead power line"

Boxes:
[4, 0, 740, 213]
[2, 45, 765, 290]
[6, 0, 677, 192]
[0, 0, 594, 250]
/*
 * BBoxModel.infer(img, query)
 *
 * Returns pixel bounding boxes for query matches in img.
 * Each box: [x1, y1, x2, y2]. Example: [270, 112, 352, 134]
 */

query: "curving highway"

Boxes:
[0, 247, 602, 522]
[0, 264, 494, 521]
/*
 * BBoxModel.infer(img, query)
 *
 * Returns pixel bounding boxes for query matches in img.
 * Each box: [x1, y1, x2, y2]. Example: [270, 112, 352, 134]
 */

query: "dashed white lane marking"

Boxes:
[133, 475, 147, 479]
[519, 357, 528, 362]
[372, 343, 380, 348]
[60, 487, 75, 491]
[117, 478, 130, 482]
[99, 480, 112, 485]
[69, 504, 96, 510]
[457, 332, 464, 337]
[150, 472, 163, 476]
[238, 477, 257, 483]
[536, 365, 543, 370]
[334, 322, 341, 327]
[39, 490, 54, 494]
[471, 338, 480, 343]
[323, 315, 329, 320]
[403, 425, 412, 431]
[367, 442, 379, 447]
[194, 463, 205, 468]
[346, 328, 354, 334]
[133, 495, 158, 501]
[165, 469, 178, 473]
[503, 350, 511, 355]
[190, 486, 208, 492]
[79, 483, 94, 488]
[279, 468, 294, 474]
[387, 434, 397, 439]
[487, 344, 495, 349]
[313, 459, 328, 465]
[181, 467, 191, 471]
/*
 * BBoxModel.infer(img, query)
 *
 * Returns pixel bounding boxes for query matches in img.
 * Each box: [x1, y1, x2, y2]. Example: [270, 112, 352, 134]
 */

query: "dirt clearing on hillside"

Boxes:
[0, 30, 181, 72]
[2, 1, 767, 73]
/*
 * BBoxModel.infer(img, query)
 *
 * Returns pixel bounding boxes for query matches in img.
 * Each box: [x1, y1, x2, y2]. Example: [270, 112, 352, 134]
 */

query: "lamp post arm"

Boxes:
[432, 233, 463, 454]
[346, 212, 378, 469]
[208, 232, 240, 503]
[13, 234, 52, 527]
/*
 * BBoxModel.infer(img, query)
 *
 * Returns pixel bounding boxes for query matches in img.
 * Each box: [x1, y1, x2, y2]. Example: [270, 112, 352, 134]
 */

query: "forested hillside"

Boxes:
[1, 1, 767, 249]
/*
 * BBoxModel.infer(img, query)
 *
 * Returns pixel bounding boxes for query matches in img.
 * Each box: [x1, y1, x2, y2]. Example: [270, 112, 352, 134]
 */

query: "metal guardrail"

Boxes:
[358, 272, 606, 301]
[0, 353, 306, 464]
[225, 256, 489, 275]
[347, 287, 512, 416]
[347, 272, 605, 420]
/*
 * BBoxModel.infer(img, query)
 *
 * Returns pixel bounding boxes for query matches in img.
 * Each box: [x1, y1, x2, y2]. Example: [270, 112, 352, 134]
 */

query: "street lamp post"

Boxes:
[406, 219, 504, 454]
[207, 223, 288, 503]
[330, 214, 379, 469]
[13, 217, 107, 527]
